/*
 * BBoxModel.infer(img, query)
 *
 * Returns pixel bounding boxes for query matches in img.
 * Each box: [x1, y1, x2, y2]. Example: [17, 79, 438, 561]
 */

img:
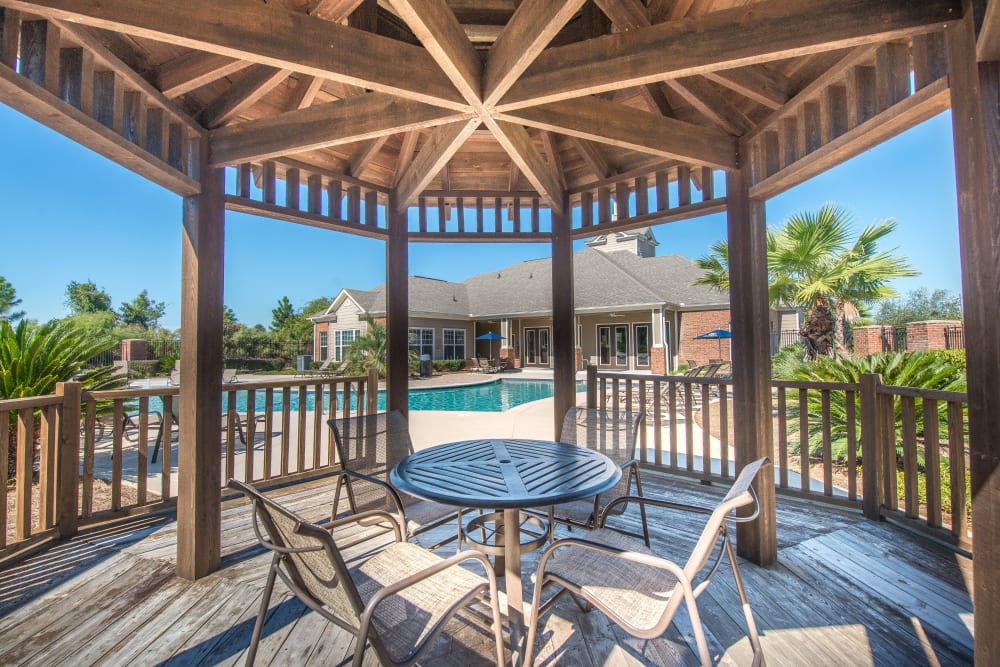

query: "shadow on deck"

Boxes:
[0, 473, 973, 666]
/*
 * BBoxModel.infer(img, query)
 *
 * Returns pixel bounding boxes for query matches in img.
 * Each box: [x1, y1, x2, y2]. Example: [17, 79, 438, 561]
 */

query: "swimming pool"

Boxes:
[152, 378, 584, 414]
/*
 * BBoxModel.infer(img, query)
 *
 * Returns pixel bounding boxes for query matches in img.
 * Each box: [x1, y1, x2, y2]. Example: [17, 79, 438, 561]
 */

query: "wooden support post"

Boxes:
[726, 164, 777, 566]
[178, 136, 224, 581]
[386, 192, 409, 417]
[55, 381, 80, 538]
[551, 196, 575, 440]
[946, 4, 1000, 663]
[859, 373, 884, 520]
[586, 364, 598, 410]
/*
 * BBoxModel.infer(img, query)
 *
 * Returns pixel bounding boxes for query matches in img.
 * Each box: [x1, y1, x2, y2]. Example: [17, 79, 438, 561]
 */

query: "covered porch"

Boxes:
[0, 0, 998, 662]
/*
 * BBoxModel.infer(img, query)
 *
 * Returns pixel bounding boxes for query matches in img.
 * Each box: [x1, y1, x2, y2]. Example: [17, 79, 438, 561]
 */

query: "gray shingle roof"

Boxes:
[337, 245, 727, 319]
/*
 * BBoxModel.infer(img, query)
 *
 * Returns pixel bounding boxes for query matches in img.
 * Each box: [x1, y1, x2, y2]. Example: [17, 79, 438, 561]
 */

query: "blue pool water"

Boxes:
[149, 379, 584, 414]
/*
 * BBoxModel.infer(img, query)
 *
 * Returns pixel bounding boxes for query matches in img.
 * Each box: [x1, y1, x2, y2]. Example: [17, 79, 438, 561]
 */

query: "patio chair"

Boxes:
[329, 411, 464, 548]
[524, 456, 770, 667]
[546, 408, 649, 545]
[227, 479, 504, 667]
[168, 369, 181, 386]
[222, 368, 240, 383]
[149, 401, 257, 463]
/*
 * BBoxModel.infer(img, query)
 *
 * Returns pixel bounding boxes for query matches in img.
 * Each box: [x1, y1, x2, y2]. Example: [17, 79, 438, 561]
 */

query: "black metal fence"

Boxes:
[882, 326, 908, 352]
[945, 326, 965, 350]
[770, 329, 802, 354]
[82, 347, 121, 368]
[86, 337, 313, 370]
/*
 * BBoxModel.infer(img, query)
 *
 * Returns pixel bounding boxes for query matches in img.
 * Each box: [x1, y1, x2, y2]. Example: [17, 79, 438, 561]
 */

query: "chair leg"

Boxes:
[246, 556, 279, 666]
[725, 537, 765, 666]
[633, 467, 651, 546]
[523, 574, 548, 667]
[682, 586, 713, 667]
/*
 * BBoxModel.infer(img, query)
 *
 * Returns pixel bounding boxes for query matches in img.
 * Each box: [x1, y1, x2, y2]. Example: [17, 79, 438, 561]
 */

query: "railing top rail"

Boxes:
[85, 374, 372, 401]
[0, 395, 64, 411]
[593, 371, 733, 386]
[771, 380, 861, 391]
[877, 384, 968, 402]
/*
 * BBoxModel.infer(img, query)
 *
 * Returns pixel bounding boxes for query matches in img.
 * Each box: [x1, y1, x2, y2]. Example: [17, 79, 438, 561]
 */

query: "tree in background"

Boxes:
[0, 277, 24, 322]
[223, 305, 240, 338]
[270, 295, 331, 343]
[65, 280, 113, 314]
[271, 296, 296, 333]
[875, 288, 963, 328]
[694, 204, 917, 358]
[119, 290, 166, 328]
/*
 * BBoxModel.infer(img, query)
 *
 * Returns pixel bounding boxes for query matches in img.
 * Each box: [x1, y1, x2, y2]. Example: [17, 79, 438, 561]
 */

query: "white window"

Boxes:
[319, 331, 328, 361]
[409, 327, 434, 359]
[333, 329, 360, 361]
[443, 329, 466, 360]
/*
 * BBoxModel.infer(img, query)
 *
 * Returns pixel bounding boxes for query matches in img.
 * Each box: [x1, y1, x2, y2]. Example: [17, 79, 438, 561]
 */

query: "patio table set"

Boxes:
[229, 409, 768, 666]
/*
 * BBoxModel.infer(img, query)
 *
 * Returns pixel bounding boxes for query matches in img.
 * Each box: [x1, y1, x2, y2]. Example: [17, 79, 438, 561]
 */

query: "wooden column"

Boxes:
[551, 198, 575, 440]
[726, 165, 777, 566]
[177, 137, 224, 581]
[55, 381, 80, 538]
[386, 193, 409, 416]
[946, 3, 1000, 662]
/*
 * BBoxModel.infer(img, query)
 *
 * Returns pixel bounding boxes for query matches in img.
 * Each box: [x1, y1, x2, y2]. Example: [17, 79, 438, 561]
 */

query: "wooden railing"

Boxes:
[1, 369, 378, 560]
[587, 367, 971, 551]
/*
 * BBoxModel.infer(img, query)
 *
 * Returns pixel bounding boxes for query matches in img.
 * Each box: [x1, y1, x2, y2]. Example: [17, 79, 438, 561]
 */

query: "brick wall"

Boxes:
[121, 339, 148, 361]
[313, 322, 329, 360]
[678, 309, 732, 366]
[852, 325, 889, 355]
[906, 320, 962, 351]
[650, 345, 667, 375]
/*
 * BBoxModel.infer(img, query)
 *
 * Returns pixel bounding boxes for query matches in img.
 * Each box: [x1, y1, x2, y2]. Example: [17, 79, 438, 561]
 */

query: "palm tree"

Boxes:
[694, 204, 917, 358]
[340, 319, 419, 378]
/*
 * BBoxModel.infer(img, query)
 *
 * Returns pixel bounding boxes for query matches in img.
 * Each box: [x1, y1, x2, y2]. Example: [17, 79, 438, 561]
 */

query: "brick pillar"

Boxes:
[121, 339, 148, 361]
[650, 345, 667, 375]
[852, 325, 887, 356]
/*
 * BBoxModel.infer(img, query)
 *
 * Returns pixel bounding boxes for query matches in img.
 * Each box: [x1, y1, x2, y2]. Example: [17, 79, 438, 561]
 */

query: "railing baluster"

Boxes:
[882, 393, 898, 512]
[111, 400, 123, 511]
[719, 385, 729, 478]
[668, 381, 677, 470]
[137, 396, 149, 505]
[777, 387, 788, 489]
[637, 380, 648, 463]
[313, 382, 323, 468]
[799, 388, 809, 493]
[160, 395, 172, 502]
[923, 398, 941, 528]
[297, 385, 307, 471]
[245, 388, 256, 482]
[822, 390, 832, 496]
[901, 396, 918, 518]
[0, 409, 8, 549]
[701, 383, 711, 477]
[281, 387, 291, 476]
[226, 389, 237, 482]
[652, 379, 662, 466]
[947, 400, 968, 545]
[16, 407, 34, 540]
[846, 390, 857, 500]
[263, 388, 274, 480]
[684, 383, 694, 471]
[38, 405, 55, 529]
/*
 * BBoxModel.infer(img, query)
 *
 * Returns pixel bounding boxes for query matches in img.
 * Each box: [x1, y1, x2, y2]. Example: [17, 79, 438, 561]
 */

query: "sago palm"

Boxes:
[694, 204, 917, 358]
[341, 319, 419, 378]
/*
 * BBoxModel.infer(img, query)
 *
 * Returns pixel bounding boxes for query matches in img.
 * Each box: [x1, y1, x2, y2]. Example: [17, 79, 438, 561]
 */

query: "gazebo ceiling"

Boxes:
[0, 0, 960, 212]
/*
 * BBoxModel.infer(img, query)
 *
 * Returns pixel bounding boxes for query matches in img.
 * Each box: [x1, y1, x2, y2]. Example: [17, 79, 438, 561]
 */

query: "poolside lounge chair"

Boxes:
[328, 411, 464, 548]
[473, 356, 499, 373]
[149, 400, 259, 463]
[545, 408, 649, 545]
[222, 368, 240, 383]
[524, 457, 770, 667]
[168, 369, 180, 386]
[228, 479, 505, 667]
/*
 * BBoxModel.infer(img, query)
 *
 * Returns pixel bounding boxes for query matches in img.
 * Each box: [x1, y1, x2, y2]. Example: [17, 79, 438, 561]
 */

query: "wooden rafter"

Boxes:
[392, 130, 420, 187]
[664, 76, 755, 136]
[348, 135, 389, 177]
[2, 0, 467, 110]
[155, 52, 247, 99]
[485, 118, 565, 211]
[199, 65, 290, 128]
[979, 0, 999, 61]
[539, 130, 567, 189]
[571, 136, 613, 180]
[395, 119, 479, 209]
[704, 65, 792, 110]
[388, 0, 482, 109]
[502, 96, 737, 169]
[498, 0, 962, 110]
[483, 0, 588, 106]
[209, 93, 470, 165]
[286, 75, 325, 111]
[308, 0, 365, 20]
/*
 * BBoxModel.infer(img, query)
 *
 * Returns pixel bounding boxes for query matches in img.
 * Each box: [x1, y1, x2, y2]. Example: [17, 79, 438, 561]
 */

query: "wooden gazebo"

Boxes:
[0, 0, 996, 660]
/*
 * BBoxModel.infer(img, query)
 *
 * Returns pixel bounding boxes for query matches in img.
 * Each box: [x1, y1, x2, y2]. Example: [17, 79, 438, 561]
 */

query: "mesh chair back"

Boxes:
[560, 408, 643, 503]
[684, 457, 769, 579]
[229, 479, 363, 623]
[330, 411, 417, 512]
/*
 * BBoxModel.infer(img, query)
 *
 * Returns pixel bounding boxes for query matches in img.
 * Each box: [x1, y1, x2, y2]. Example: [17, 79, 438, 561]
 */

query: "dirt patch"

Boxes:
[5, 480, 158, 542]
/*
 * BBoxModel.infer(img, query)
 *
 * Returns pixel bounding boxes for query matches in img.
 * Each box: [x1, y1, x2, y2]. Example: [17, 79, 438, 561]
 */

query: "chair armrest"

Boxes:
[333, 469, 408, 518]
[538, 536, 690, 583]
[330, 509, 403, 541]
[598, 495, 714, 527]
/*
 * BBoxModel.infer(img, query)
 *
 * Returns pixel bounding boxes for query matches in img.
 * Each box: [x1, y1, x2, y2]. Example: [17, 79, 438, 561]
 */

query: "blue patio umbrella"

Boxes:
[694, 328, 733, 358]
[475, 332, 504, 360]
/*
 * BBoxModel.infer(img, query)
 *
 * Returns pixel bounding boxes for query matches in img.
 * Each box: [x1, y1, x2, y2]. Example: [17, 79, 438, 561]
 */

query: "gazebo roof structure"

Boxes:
[0, 0, 998, 662]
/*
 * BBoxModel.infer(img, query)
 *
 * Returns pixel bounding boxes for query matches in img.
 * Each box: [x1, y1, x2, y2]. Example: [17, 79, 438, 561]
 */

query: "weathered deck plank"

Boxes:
[0, 473, 974, 666]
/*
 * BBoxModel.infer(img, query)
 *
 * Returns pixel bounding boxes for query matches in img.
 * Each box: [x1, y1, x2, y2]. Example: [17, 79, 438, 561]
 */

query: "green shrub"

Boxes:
[432, 359, 465, 372]
[128, 360, 160, 378]
[158, 354, 178, 374]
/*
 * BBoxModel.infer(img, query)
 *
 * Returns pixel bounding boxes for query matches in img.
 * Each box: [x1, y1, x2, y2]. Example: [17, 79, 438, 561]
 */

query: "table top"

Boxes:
[390, 438, 622, 509]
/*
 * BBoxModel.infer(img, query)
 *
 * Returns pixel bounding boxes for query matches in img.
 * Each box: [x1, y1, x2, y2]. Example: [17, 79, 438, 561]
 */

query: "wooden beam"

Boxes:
[287, 75, 325, 111]
[946, 5, 1000, 662]
[348, 135, 389, 177]
[571, 136, 612, 179]
[664, 76, 755, 135]
[54, 20, 202, 132]
[0, 61, 199, 195]
[309, 0, 364, 20]
[486, 118, 565, 212]
[483, 0, 587, 106]
[155, 51, 247, 99]
[593, 0, 648, 30]
[178, 137, 224, 581]
[750, 77, 950, 198]
[979, 0, 1000, 61]
[726, 161, 777, 567]
[388, 0, 482, 108]
[198, 65, 290, 128]
[386, 192, 410, 417]
[568, 198, 728, 238]
[3, 0, 467, 110]
[502, 96, 738, 169]
[498, 0, 962, 110]
[225, 196, 389, 239]
[539, 130, 567, 189]
[209, 93, 470, 166]
[703, 65, 791, 110]
[638, 82, 674, 116]
[392, 130, 419, 187]
[395, 119, 479, 209]
[550, 195, 575, 438]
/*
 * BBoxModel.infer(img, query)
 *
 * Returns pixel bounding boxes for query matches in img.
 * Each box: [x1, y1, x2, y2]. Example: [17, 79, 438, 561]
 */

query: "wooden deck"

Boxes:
[0, 473, 973, 666]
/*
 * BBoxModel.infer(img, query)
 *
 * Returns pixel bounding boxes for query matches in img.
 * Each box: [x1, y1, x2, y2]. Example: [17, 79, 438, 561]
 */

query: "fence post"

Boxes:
[367, 368, 379, 415]
[586, 364, 597, 410]
[859, 373, 883, 520]
[55, 381, 81, 538]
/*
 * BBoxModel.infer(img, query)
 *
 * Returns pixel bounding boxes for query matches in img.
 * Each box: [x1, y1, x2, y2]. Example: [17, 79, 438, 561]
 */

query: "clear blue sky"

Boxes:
[0, 104, 961, 331]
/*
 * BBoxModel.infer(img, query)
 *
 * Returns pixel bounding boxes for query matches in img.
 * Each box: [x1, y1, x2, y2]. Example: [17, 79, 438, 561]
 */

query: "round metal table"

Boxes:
[390, 438, 621, 661]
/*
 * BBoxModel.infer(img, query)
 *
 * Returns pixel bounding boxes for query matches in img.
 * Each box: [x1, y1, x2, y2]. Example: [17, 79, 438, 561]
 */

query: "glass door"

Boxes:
[525, 328, 537, 365]
[538, 328, 550, 365]
[614, 325, 628, 366]
[598, 326, 611, 365]
[635, 324, 650, 367]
